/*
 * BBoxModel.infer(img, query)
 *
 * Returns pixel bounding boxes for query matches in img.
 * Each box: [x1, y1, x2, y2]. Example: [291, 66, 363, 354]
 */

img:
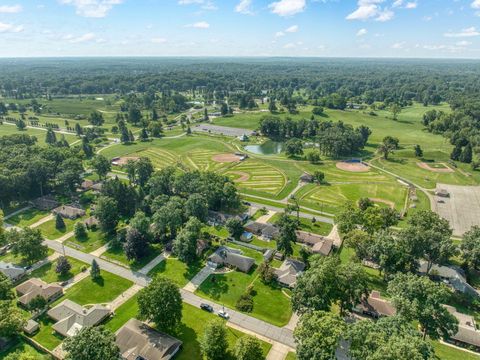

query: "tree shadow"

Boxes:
[200, 274, 229, 301]
[92, 275, 105, 287]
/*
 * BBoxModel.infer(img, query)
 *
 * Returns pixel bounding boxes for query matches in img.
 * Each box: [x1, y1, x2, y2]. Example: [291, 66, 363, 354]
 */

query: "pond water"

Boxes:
[244, 140, 284, 155]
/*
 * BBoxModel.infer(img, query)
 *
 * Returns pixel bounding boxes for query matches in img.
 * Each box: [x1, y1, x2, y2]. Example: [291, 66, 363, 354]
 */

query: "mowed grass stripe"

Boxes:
[226, 160, 286, 195]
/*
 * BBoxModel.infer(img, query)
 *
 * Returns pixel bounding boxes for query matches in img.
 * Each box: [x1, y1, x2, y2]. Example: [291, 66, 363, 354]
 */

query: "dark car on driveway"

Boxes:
[200, 303, 213, 312]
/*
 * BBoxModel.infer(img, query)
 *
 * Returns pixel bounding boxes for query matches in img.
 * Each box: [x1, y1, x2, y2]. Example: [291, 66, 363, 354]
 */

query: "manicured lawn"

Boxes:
[29, 256, 87, 283]
[148, 258, 203, 287]
[286, 352, 296, 360]
[36, 217, 79, 240]
[104, 298, 272, 360]
[196, 269, 292, 327]
[0, 337, 51, 359]
[102, 243, 162, 271]
[268, 213, 333, 236]
[58, 270, 133, 305]
[0, 248, 54, 267]
[64, 228, 111, 253]
[432, 341, 480, 360]
[31, 314, 64, 350]
[5, 208, 50, 227]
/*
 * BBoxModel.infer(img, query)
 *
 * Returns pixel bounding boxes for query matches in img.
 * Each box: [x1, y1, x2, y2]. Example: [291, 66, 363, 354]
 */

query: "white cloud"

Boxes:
[391, 41, 406, 49]
[405, 2, 417, 9]
[357, 28, 368, 36]
[0, 22, 23, 33]
[178, 0, 217, 10]
[69, 33, 96, 43]
[472, 0, 480, 9]
[59, 0, 123, 18]
[186, 21, 210, 29]
[151, 37, 167, 44]
[456, 40, 471, 46]
[347, 0, 394, 22]
[392, 0, 403, 7]
[283, 42, 296, 48]
[0, 5, 22, 13]
[285, 25, 299, 33]
[444, 27, 480, 37]
[393, 0, 416, 9]
[275, 31, 285, 37]
[269, 0, 306, 17]
[235, 0, 253, 14]
[376, 9, 394, 21]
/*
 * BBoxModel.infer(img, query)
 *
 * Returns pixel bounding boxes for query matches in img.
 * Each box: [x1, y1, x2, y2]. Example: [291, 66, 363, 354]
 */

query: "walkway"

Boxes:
[267, 342, 292, 360]
[182, 265, 214, 292]
[138, 252, 166, 275]
[63, 269, 90, 290]
[256, 210, 276, 224]
[283, 312, 299, 331]
[90, 244, 109, 257]
[3, 206, 32, 220]
[29, 214, 54, 229]
[327, 225, 342, 248]
[56, 231, 74, 244]
[109, 284, 143, 311]
[27, 252, 61, 274]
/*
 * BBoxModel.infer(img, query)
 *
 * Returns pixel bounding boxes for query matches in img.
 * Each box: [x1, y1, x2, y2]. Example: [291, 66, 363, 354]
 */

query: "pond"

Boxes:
[245, 140, 284, 155]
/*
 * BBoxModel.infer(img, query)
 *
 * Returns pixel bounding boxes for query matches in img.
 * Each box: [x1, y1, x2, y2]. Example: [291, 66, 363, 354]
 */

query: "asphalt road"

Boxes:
[44, 239, 296, 348]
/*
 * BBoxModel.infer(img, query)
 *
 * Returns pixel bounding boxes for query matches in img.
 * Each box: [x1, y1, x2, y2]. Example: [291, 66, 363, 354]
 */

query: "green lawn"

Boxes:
[102, 243, 162, 271]
[196, 270, 292, 327]
[268, 213, 333, 236]
[286, 352, 296, 360]
[64, 228, 111, 253]
[29, 256, 87, 283]
[432, 341, 480, 360]
[148, 258, 203, 287]
[0, 248, 54, 267]
[5, 208, 50, 227]
[30, 314, 64, 351]
[36, 217, 79, 240]
[57, 270, 133, 305]
[0, 337, 51, 359]
[105, 297, 272, 360]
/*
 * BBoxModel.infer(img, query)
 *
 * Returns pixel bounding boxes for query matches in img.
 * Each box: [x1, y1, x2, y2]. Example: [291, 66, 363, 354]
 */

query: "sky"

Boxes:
[0, 0, 480, 58]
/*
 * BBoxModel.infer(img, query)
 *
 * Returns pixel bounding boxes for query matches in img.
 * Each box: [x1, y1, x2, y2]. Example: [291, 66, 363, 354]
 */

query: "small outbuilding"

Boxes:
[23, 319, 39, 335]
[299, 172, 314, 183]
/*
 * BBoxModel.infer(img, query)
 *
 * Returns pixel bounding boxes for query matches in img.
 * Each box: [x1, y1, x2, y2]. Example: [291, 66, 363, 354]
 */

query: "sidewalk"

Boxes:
[29, 214, 54, 229]
[138, 252, 167, 275]
[109, 284, 143, 311]
[266, 342, 291, 360]
[3, 206, 32, 220]
[90, 244, 109, 257]
[256, 210, 276, 224]
[183, 265, 215, 292]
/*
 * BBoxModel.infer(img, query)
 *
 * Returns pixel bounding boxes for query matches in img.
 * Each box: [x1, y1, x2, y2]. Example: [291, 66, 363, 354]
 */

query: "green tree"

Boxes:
[388, 273, 458, 340]
[461, 225, 480, 270]
[0, 300, 25, 338]
[414, 144, 423, 158]
[90, 259, 100, 280]
[129, 211, 150, 236]
[377, 138, 395, 160]
[88, 111, 104, 126]
[459, 143, 473, 163]
[63, 326, 119, 360]
[185, 193, 209, 222]
[55, 213, 65, 230]
[137, 276, 182, 332]
[226, 218, 244, 239]
[124, 227, 149, 261]
[16, 118, 26, 130]
[276, 213, 297, 257]
[285, 138, 304, 157]
[45, 128, 57, 145]
[234, 335, 264, 360]
[294, 311, 346, 360]
[268, 98, 277, 113]
[128, 107, 142, 125]
[173, 217, 203, 264]
[95, 196, 119, 233]
[28, 295, 47, 312]
[56, 256, 72, 276]
[11, 228, 47, 264]
[91, 154, 111, 180]
[139, 127, 149, 141]
[307, 151, 321, 164]
[74, 221, 87, 239]
[258, 261, 275, 284]
[136, 157, 154, 187]
[312, 170, 325, 184]
[0, 273, 14, 300]
[201, 319, 229, 360]
[390, 103, 401, 120]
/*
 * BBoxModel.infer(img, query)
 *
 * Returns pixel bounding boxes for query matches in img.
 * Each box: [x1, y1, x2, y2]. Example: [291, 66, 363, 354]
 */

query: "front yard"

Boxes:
[29, 256, 87, 283]
[148, 257, 203, 287]
[36, 217, 79, 240]
[5, 208, 50, 227]
[102, 243, 162, 271]
[64, 228, 111, 253]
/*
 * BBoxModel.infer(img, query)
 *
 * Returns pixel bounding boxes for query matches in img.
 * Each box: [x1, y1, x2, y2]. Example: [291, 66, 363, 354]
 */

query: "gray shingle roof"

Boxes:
[208, 246, 255, 273]
[274, 259, 305, 288]
[0, 261, 25, 281]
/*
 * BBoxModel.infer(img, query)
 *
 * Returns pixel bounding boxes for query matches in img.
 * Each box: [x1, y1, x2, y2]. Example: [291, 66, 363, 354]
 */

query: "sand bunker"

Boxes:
[212, 153, 243, 163]
[369, 198, 395, 209]
[229, 171, 250, 182]
[112, 156, 140, 166]
[417, 162, 454, 173]
[336, 161, 370, 172]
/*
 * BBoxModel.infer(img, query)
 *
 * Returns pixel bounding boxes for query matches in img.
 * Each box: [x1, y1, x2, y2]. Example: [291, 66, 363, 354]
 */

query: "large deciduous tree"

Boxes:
[173, 217, 202, 264]
[201, 319, 229, 360]
[10, 228, 48, 264]
[234, 335, 264, 360]
[95, 196, 119, 234]
[460, 225, 480, 271]
[63, 326, 119, 360]
[124, 227, 149, 261]
[91, 154, 111, 180]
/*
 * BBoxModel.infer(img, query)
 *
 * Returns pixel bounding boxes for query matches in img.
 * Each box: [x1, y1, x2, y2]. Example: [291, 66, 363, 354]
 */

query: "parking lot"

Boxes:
[434, 184, 480, 236]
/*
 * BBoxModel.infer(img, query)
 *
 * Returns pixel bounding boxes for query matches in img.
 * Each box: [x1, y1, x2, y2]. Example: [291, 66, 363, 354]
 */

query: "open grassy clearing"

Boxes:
[226, 160, 286, 196]
[64, 228, 111, 253]
[0, 248, 54, 268]
[0, 337, 51, 359]
[53, 269, 132, 306]
[36, 217, 81, 240]
[5, 208, 50, 227]
[148, 257, 203, 287]
[105, 297, 272, 360]
[0, 124, 77, 145]
[29, 256, 86, 283]
[30, 315, 64, 351]
[134, 148, 179, 169]
[432, 341, 480, 360]
[102, 243, 162, 271]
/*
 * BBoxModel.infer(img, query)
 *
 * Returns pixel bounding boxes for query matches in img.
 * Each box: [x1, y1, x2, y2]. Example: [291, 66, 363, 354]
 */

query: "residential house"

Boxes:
[47, 299, 111, 337]
[0, 261, 25, 282]
[116, 318, 182, 360]
[274, 259, 305, 288]
[84, 216, 99, 229]
[208, 211, 248, 226]
[244, 221, 279, 240]
[53, 205, 86, 220]
[299, 172, 314, 183]
[16, 278, 63, 307]
[296, 231, 333, 256]
[353, 290, 396, 319]
[263, 249, 276, 262]
[31, 195, 59, 211]
[445, 305, 480, 351]
[208, 246, 255, 273]
[418, 261, 480, 298]
[80, 180, 94, 190]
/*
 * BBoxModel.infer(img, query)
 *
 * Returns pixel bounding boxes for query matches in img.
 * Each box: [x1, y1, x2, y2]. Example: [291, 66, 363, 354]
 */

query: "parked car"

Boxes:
[218, 310, 230, 319]
[200, 303, 213, 312]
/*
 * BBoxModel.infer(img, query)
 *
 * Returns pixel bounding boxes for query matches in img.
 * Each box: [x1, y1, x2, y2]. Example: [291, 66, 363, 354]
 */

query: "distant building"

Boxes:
[445, 305, 480, 351]
[238, 134, 249, 142]
[53, 205, 86, 220]
[207, 211, 248, 226]
[244, 221, 280, 240]
[353, 290, 396, 319]
[296, 231, 333, 256]
[84, 216, 99, 229]
[31, 195, 59, 211]
[208, 246, 255, 273]
[299, 172, 314, 183]
[263, 249, 276, 262]
[0, 261, 25, 282]
[274, 259, 305, 288]
[48, 299, 111, 337]
[16, 278, 63, 307]
[116, 318, 182, 360]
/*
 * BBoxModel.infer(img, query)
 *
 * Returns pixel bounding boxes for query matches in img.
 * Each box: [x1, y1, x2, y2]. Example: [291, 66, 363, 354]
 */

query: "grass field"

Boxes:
[0, 123, 77, 145]
[30, 315, 64, 350]
[0, 337, 51, 359]
[5, 208, 50, 227]
[148, 258, 203, 287]
[433, 342, 480, 360]
[102, 243, 162, 270]
[64, 228, 111, 253]
[29, 256, 86, 283]
[36, 217, 79, 240]
[133, 148, 179, 169]
[55, 270, 132, 305]
[196, 269, 292, 327]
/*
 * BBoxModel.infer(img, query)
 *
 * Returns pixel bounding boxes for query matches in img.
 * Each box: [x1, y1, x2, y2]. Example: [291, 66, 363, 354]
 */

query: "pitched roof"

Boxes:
[296, 231, 333, 256]
[16, 278, 63, 305]
[274, 259, 305, 287]
[355, 290, 396, 317]
[445, 305, 480, 347]
[208, 246, 255, 273]
[53, 205, 86, 219]
[116, 318, 182, 360]
[47, 299, 110, 337]
[0, 261, 25, 280]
